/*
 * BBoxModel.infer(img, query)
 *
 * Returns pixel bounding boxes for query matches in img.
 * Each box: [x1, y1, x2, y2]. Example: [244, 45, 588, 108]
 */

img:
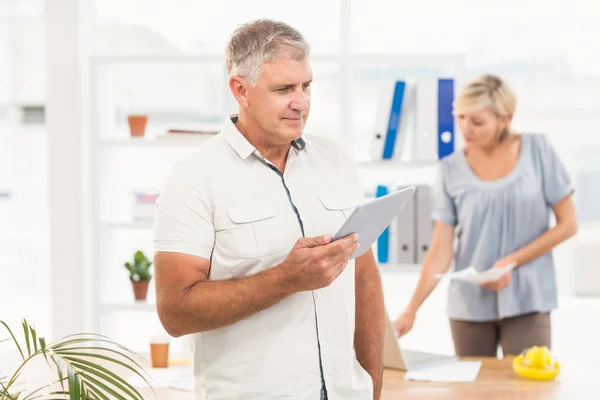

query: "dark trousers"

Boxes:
[449, 312, 552, 357]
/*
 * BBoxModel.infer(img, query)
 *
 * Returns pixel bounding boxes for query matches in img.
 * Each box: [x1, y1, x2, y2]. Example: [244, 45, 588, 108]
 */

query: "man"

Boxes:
[153, 19, 385, 400]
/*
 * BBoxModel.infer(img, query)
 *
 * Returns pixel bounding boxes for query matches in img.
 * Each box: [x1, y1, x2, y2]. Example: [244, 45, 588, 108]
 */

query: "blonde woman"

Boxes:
[393, 74, 578, 357]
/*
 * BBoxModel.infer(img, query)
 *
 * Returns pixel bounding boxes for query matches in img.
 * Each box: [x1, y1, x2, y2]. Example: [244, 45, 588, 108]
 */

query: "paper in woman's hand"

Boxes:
[435, 262, 517, 284]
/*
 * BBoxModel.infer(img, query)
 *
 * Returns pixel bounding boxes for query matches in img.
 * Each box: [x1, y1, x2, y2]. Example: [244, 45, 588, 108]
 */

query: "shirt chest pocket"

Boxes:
[314, 189, 360, 235]
[223, 205, 287, 260]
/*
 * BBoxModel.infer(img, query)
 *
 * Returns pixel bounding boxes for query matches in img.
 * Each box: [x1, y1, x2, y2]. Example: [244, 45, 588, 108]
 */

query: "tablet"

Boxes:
[332, 186, 416, 259]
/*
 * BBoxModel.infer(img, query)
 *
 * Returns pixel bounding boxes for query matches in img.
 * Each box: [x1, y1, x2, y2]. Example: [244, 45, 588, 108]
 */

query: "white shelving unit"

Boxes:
[99, 221, 154, 230]
[100, 301, 157, 313]
[87, 52, 466, 353]
[98, 137, 215, 147]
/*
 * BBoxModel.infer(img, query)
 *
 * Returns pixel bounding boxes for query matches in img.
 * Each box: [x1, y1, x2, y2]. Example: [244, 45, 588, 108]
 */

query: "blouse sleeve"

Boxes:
[536, 134, 574, 207]
[431, 163, 457, 226]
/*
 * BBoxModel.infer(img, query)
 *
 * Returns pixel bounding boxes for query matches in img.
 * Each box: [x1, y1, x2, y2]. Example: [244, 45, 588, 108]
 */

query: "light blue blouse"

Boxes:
[432, 133, 574, 321]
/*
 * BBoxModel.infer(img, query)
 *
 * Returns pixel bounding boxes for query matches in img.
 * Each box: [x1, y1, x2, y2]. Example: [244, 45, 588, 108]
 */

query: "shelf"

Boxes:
[101, 301, 157, 312]
[99, 221, 154, 229]
[356, 160, 438, 185]
[356, 159, 439, 169]
[378, 263, 422, 274]
[98, 136, 214, 147]
[96, 266, 418, 315]
[92, 54, 224, 64]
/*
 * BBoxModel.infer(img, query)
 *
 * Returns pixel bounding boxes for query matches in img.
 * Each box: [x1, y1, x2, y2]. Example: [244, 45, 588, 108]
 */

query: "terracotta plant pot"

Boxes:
[127, 115, 148, 137]
[132, 280, 150, 301]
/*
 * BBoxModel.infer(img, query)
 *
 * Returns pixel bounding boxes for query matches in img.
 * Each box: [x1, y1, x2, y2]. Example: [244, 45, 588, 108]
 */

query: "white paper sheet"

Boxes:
[404, 361, 482, 382]
[435, 262, 517, 284]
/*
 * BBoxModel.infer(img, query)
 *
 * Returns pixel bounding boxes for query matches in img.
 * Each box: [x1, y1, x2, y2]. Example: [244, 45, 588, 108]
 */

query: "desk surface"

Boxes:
[137, 357, 600, 399]
[382, 357, 598, 399]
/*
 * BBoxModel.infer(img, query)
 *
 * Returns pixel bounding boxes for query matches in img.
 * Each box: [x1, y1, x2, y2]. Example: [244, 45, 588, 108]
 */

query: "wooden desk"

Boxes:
[382, 357, 598, 400]
[136, 357, 599, 399]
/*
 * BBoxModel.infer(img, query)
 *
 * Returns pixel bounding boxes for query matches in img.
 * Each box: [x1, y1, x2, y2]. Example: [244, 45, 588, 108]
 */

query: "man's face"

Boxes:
[246, 57, 312, 145]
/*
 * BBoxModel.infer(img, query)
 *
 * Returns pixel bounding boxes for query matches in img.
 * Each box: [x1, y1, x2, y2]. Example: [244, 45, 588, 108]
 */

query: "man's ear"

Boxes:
[229, 76, 249, 108]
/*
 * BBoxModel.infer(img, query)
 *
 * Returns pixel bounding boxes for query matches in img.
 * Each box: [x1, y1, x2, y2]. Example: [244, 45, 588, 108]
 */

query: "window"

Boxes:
[94, 0, 340, 55]
[0, 0, 50, 336]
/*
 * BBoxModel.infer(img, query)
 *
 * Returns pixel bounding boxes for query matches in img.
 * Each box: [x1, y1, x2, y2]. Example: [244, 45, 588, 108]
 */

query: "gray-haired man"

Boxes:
[153, 19, 385, 400]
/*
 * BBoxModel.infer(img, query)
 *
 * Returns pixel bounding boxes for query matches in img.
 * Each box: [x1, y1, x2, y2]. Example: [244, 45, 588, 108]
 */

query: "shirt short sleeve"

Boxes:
[431, 163, 457, 226]
[536, 134, 574, 207]
[153, 162, 215, 259]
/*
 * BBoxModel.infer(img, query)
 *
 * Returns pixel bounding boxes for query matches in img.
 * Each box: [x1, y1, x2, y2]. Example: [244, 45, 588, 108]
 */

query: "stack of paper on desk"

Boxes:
[405, 361, 482, 382]
[435, 262, 517, 284]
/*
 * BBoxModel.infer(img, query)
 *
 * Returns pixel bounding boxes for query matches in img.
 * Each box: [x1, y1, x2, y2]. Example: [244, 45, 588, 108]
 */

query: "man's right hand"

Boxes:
[279, 233, 360, 292]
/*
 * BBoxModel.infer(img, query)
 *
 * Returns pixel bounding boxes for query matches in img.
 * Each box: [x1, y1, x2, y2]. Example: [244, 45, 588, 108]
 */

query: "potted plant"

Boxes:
[0, 319, 152, 399]
[125, 250, 153, 301]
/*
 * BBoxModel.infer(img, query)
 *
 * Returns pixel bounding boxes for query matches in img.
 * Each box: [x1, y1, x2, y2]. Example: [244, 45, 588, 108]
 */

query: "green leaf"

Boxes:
[67, 365, 79, 400]
[6, 369, 23, 391]
[53, 357, 65, 393]
[22, 375, 71, 400]
[0, 321, 24, 360]
[0, 377, 12, 400]
[44, 392, 69, 400]
[30, 326, 38, 353]
[48, 390, 75, 397]
[52, 347, 149, 380]
[50, 334, 146, 362]
[46, 394, 78, 400]
[133, 251, 145, 264]
[124, 263, 134, 273]
[79, 380, 108, 400]
[40, 334, 154, 400]
[62, 359, 142, 400]
[39, 338, 50, 367]
[22, 321, 31, 357]
[79, 371, 127, 400]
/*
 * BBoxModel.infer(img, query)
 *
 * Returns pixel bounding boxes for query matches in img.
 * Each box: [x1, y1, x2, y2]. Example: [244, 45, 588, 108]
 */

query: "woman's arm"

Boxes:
[405, 221, 455, 314]
[394, 221, 454, 336]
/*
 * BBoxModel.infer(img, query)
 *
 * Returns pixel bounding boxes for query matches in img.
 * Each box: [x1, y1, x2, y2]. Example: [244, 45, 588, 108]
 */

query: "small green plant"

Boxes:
[124, 251, 152, 282]
[0, 319, 153, 400]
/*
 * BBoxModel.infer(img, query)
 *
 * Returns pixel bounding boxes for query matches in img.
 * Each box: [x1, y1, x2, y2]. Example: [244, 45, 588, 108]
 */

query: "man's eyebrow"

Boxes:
[269, 82, 293, 89]
[270, 79, 313, 89]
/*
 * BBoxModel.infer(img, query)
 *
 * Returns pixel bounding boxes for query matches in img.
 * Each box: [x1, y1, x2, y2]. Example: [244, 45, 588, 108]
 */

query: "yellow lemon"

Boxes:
[524, 346, 537, 366]
[525, 346, 545, 368]
[540, 346, 552, 368]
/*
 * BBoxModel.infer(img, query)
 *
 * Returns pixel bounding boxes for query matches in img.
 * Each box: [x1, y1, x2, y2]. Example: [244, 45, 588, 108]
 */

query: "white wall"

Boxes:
[2, 0, 600, 347]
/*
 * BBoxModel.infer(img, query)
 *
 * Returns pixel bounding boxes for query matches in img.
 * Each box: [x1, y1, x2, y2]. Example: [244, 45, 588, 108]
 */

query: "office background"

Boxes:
[1, 0, 600, 364]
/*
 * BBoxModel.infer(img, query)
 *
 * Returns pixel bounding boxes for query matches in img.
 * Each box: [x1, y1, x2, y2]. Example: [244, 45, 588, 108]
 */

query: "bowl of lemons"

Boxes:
[513, 346, 560, 380]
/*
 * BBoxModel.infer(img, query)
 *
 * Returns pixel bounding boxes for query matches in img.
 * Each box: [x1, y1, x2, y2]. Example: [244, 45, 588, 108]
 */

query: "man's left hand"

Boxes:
[481, 258, 515, 291]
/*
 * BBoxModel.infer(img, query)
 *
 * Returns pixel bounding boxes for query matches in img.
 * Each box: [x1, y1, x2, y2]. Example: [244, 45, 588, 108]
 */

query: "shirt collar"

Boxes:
[223, 114, 307, 159]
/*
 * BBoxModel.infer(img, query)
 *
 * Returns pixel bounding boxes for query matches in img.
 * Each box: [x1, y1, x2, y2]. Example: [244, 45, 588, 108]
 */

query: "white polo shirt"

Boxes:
[154, 115, 373, 400]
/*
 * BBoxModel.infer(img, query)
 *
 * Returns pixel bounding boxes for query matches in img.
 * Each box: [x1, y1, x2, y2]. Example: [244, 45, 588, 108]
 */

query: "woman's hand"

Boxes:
[481, 258, 515, 291]
[394, 311, 416, 337]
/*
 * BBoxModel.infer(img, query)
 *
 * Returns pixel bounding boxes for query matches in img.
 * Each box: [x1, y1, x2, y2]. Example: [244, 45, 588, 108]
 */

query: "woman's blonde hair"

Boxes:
[454, 74, 517, 141]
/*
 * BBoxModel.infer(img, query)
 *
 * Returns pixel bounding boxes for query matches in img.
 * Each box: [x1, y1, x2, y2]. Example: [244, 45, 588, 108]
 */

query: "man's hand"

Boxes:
[481, 258, 515, 291]
[278, 233, 360, 292]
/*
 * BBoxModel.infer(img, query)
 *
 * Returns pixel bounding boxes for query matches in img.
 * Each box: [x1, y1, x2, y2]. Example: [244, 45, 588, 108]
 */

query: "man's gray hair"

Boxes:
[225, 19, 310, 86]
